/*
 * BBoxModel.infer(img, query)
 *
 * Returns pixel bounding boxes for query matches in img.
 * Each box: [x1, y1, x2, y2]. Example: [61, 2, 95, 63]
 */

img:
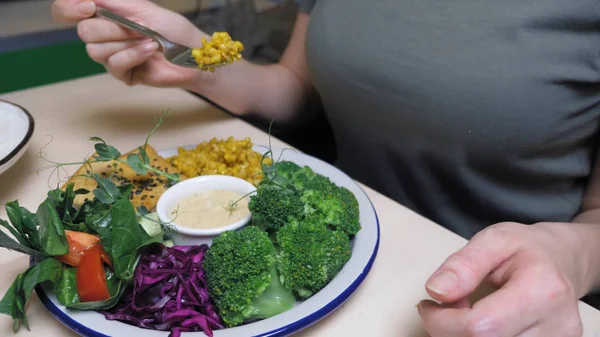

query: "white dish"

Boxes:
[156, 175, 257, 246]
[0, 100, 35, 176]
[35, 145, 380, 337]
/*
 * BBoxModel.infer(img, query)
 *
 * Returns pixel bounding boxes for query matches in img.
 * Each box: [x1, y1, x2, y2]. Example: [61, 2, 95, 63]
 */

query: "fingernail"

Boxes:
[77, 1, 96, 15]
[426, 271, 458, 295]
[143, 42, 158, 53]
[416, 303, 421, 316]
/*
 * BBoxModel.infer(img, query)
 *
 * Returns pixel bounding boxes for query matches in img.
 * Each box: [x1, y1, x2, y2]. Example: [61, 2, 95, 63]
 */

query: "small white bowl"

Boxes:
[156, 175, 256, 246]
[0, 100, 35, 176]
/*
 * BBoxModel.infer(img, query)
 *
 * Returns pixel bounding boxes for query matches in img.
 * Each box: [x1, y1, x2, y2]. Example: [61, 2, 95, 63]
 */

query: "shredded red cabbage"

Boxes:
[100, 244, 224, 337]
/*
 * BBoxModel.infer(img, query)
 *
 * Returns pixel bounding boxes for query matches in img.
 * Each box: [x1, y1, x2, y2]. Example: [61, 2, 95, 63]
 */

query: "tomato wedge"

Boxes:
[76, 244, 110, 302]
[57, 230, 112, 267]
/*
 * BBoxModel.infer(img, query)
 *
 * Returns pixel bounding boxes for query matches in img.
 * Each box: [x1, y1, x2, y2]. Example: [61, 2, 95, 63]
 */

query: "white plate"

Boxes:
[0, 100, 35, 176]
[35, 145, 380, 337]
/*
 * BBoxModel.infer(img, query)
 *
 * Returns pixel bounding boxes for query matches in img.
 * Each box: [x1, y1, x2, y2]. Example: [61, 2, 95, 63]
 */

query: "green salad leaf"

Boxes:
[0, 258, 63, 332]
[5, 202, 28, 246]
[54, 267, 78, 306]
[0, 112, 175, 331]
[36, 201, 69, 256]
[85, 209, 112, 237]
[0, 222, 46, 259]
[66, 277, 125, 311]
[107, 195, 150, 280]
[4, 201, 41, 250]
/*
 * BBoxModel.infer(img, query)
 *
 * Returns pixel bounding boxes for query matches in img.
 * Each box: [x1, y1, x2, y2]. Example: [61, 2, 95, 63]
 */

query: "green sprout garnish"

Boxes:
[222, 119, 296, 216]
[36, 110, 180, 189]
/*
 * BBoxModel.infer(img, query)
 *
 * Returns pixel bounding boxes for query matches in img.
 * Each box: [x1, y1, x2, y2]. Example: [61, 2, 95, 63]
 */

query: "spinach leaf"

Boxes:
[21, 260, 62, 296]
[0, 221, 46, 259]
[58, 266, 124, 310]
[61, 184, 77, 223]
[54, 267, 79, 306]
[62, 222, 90, 233]
[85, 210, 112, 233]
[66, 279, 125, 311]
[0, 273, 25, 331]
[108, 196, 149, 280]
[4, 202, 42, 250]
[104, 267, 120, 297]
[74, 198, 108, 226]
[45, 189, 66, 216]
[64, 199, 99, 234]
[44, 184, 81, 225]
[18, 206, 40, 249]
[0, 258, 63, 332]
[36, 201, 69, 256]
[86, 210, 112, 255]
[1, 208, 28, 247]
[139, 233, 165, 250]
[5, 202, 27, 244]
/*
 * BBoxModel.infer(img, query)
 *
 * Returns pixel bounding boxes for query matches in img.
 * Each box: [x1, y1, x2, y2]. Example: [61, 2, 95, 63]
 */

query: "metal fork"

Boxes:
[95, 8, 227, 70]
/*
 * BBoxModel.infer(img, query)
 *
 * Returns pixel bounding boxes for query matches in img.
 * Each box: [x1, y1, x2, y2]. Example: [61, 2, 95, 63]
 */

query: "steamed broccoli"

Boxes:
[276, 217, 352, 299]
[251, 162, 361, 235]
[273, 161, 301, 180]
[289, 166, 333, 192]
[203, 226, 296, 327]
[259, 160, 301, 187]
[248, 186, 305, 231]
[290, 167, 361, 236]
[301, 185, 361, 236]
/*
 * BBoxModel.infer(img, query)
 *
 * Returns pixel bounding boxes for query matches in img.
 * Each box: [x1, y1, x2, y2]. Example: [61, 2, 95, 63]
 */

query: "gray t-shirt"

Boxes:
[299, 0, 600, 238]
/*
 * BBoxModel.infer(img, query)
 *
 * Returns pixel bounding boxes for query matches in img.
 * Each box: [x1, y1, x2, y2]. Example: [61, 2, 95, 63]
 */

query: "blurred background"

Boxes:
[0, 0, 337, 164]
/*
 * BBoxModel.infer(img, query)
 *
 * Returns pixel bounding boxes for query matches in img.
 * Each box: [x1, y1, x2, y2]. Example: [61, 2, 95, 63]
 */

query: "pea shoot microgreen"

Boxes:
[88, 111, 180, 182]
[36, 110, 180, 190]
[221, 119, 296, 217]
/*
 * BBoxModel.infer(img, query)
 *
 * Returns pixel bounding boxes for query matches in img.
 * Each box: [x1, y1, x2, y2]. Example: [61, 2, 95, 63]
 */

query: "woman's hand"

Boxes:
[52, 0, 206, 87]
[419, 222, 593, 337]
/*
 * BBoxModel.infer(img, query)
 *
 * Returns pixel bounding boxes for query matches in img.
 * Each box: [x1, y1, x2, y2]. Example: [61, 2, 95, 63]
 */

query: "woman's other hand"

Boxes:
[419, 221, 593, 337]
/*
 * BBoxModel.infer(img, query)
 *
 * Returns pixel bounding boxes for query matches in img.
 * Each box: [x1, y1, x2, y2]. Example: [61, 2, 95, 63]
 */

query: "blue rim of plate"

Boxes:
[34, 163, 381, 337]
[0, 99, 35, 166]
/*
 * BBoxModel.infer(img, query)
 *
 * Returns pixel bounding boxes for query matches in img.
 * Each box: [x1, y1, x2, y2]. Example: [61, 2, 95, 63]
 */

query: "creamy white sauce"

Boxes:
[170, 190, 250, 229]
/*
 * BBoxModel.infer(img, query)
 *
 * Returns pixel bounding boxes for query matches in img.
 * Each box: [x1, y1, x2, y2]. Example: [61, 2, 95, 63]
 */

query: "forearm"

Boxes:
[184, 59, 309, 123]
[567, 212, 600, 297]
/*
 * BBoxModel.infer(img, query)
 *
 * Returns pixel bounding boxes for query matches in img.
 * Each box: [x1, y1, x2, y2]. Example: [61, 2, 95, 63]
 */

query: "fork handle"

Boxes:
[95, 8, 170, 47]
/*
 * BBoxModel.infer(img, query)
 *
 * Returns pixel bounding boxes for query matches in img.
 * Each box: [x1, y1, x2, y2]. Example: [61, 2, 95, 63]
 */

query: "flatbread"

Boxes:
[61, 144, 185, 211]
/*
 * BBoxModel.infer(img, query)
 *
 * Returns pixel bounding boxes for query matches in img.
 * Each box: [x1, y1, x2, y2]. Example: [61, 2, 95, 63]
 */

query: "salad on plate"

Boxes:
[0, 113, 363, 337]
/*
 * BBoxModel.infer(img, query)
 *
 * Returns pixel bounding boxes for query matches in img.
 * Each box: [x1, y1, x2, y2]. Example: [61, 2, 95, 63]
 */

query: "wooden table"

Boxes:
[1, 74, 600, 337]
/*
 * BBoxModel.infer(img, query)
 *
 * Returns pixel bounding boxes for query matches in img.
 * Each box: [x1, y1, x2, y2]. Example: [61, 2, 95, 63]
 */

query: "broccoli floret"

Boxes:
[289, 167, 361, 236]
[274, 161, 301, 180]
[253, 163, 361, 235]
[290, 166, 334, 192]
[276, 218, 352, 299]
[203, 226, 296, 327]
[302, 185, 361, 236]
[248, 186, 305, 231]
[260, 160, 301, 187]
